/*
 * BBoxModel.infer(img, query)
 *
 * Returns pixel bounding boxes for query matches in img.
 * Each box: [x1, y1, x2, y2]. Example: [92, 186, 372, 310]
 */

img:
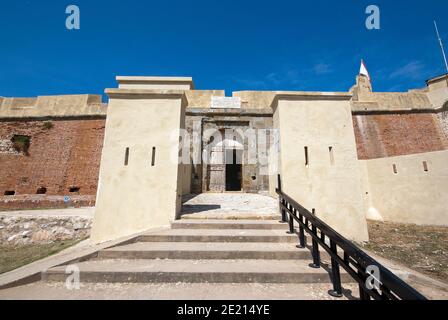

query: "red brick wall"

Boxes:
[1, 113, 446, 206]
[0, 119, 105, 197]
[353, 113, 447, 160]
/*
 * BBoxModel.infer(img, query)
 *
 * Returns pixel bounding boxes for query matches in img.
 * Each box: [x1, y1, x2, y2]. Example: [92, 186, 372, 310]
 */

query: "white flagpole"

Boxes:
[434, 20, 448, 74]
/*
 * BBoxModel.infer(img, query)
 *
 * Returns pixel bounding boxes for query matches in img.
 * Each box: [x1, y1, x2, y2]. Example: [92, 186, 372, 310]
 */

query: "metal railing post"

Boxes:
[277, 175, 287, 223]
[359, 287, 371, 300]
[273, 189, 427, 300]
[328, 240, 343, 298]
[297, 213, 306, 248]
[343, 252, 350, 266]
[309, 225, 321, 269]
[281, 200, 287, 223]
[358, 270, 371, 300]
[287, 208, 294, 234]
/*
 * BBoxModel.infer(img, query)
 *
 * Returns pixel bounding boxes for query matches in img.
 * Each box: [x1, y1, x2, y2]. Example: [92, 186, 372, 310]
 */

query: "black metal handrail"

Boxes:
[276, 175, 427, 300]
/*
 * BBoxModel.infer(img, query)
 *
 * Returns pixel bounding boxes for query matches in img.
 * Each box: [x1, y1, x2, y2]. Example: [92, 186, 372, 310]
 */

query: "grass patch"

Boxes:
[42, 121, 54, 130]
[11, 135, 31, 155]
[363, 221, 448, 283]
[0, 239, 84, 275]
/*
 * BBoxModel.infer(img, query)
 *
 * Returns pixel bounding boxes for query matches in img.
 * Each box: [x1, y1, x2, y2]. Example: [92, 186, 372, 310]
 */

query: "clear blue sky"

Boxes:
[1, 0, 447, 100]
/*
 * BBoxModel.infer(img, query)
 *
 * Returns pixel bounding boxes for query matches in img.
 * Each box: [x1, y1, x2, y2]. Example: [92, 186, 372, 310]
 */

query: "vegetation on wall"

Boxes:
[11, 135, 31, 155]
[43, 121, 54, 130]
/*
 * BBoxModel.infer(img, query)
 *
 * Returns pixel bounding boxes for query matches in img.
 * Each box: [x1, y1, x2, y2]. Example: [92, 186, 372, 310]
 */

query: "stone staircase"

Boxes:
[42, 217, 351, 285]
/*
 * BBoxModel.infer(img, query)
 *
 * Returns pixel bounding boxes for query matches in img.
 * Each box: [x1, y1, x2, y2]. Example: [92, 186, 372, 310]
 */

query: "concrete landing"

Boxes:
[172, 219, 287, 230]
[181, 193, 279, 219]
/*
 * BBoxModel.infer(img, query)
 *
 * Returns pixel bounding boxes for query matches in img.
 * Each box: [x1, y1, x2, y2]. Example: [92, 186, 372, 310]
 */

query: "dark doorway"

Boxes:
[225, 149, 242, 191]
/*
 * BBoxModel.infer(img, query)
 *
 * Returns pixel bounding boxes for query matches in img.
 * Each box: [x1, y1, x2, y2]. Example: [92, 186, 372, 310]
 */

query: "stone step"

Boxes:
[180, 214, 281, 221]
[0, 281, 355, 300]
[98, 242, 310, 260]
[172, 219, 287, 230]
[43, 259, 353, 284]
[137, 229, 298, 243]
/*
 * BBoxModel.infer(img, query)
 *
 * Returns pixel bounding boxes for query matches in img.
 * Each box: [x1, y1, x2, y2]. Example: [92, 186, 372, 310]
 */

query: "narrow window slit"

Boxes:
[304, 146, 309, 167]
[393, 164, 398, 174]
[151, 147, 156, 167]
[329, 146, 334, 165]
[423, 161, 429, 172]
[4, 191, 15, 196]
[124, 147, 129, 166]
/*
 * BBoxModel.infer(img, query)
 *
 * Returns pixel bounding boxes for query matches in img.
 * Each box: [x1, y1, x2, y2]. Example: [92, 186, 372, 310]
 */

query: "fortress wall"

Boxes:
[0, 119, 105, 199]
[91, 89, 187, 243]
[274, 93, 369, 242]
[426, 75, 448, 110]
[430, 76, 448, 140]
[233, 91, 277, 109]
[355, 91, 431, 111]
[185, 90, 225, 108]
[0, 94, 106, 119]
[362, 150, 448, 226]
[0, 75, 445, 215]
[185, 90, 277, 110]
[352, 112, 447, 159]
[3, 97, 38, 108]
[350, 74, 448, 160]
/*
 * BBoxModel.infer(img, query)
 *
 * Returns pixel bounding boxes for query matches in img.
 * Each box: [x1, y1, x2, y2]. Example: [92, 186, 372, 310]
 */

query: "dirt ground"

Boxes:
[363, 221, 448, 283]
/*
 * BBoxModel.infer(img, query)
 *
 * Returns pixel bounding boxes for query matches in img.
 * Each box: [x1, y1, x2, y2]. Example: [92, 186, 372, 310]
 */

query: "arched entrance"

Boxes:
[221, 139, 243, 191]
[207, 137, 244, 192]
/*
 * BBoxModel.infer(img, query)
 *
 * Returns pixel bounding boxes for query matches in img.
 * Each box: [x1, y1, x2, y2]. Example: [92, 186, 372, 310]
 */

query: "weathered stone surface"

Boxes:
[191, 114, 273, 193]
[436, 110, 448, 141]
[0, 215, 92, 245]
[180, 193, 278, 219]
[0, 139, 18, 155]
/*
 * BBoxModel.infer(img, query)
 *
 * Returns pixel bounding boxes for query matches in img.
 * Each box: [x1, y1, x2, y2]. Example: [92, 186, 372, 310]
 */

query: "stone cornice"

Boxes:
[270, 91, 353, 110]
[116, 76, 193, 82]
[105, 89, 188, 104]
[116, 76, 195, 90]
[351, 103, 448, 115]
[274, 91, 353, 100]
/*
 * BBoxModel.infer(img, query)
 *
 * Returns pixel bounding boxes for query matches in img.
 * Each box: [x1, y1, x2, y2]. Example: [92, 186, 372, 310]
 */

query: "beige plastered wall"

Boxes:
[91, 90, 186, 243]
[0, 95, 106, 118]
[273, 94, 369, 242]
[427, 84, 448, 110]
[179, 106, 192, 196]
[361, 150, 448, 226]
[268, 104, 281, 197]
